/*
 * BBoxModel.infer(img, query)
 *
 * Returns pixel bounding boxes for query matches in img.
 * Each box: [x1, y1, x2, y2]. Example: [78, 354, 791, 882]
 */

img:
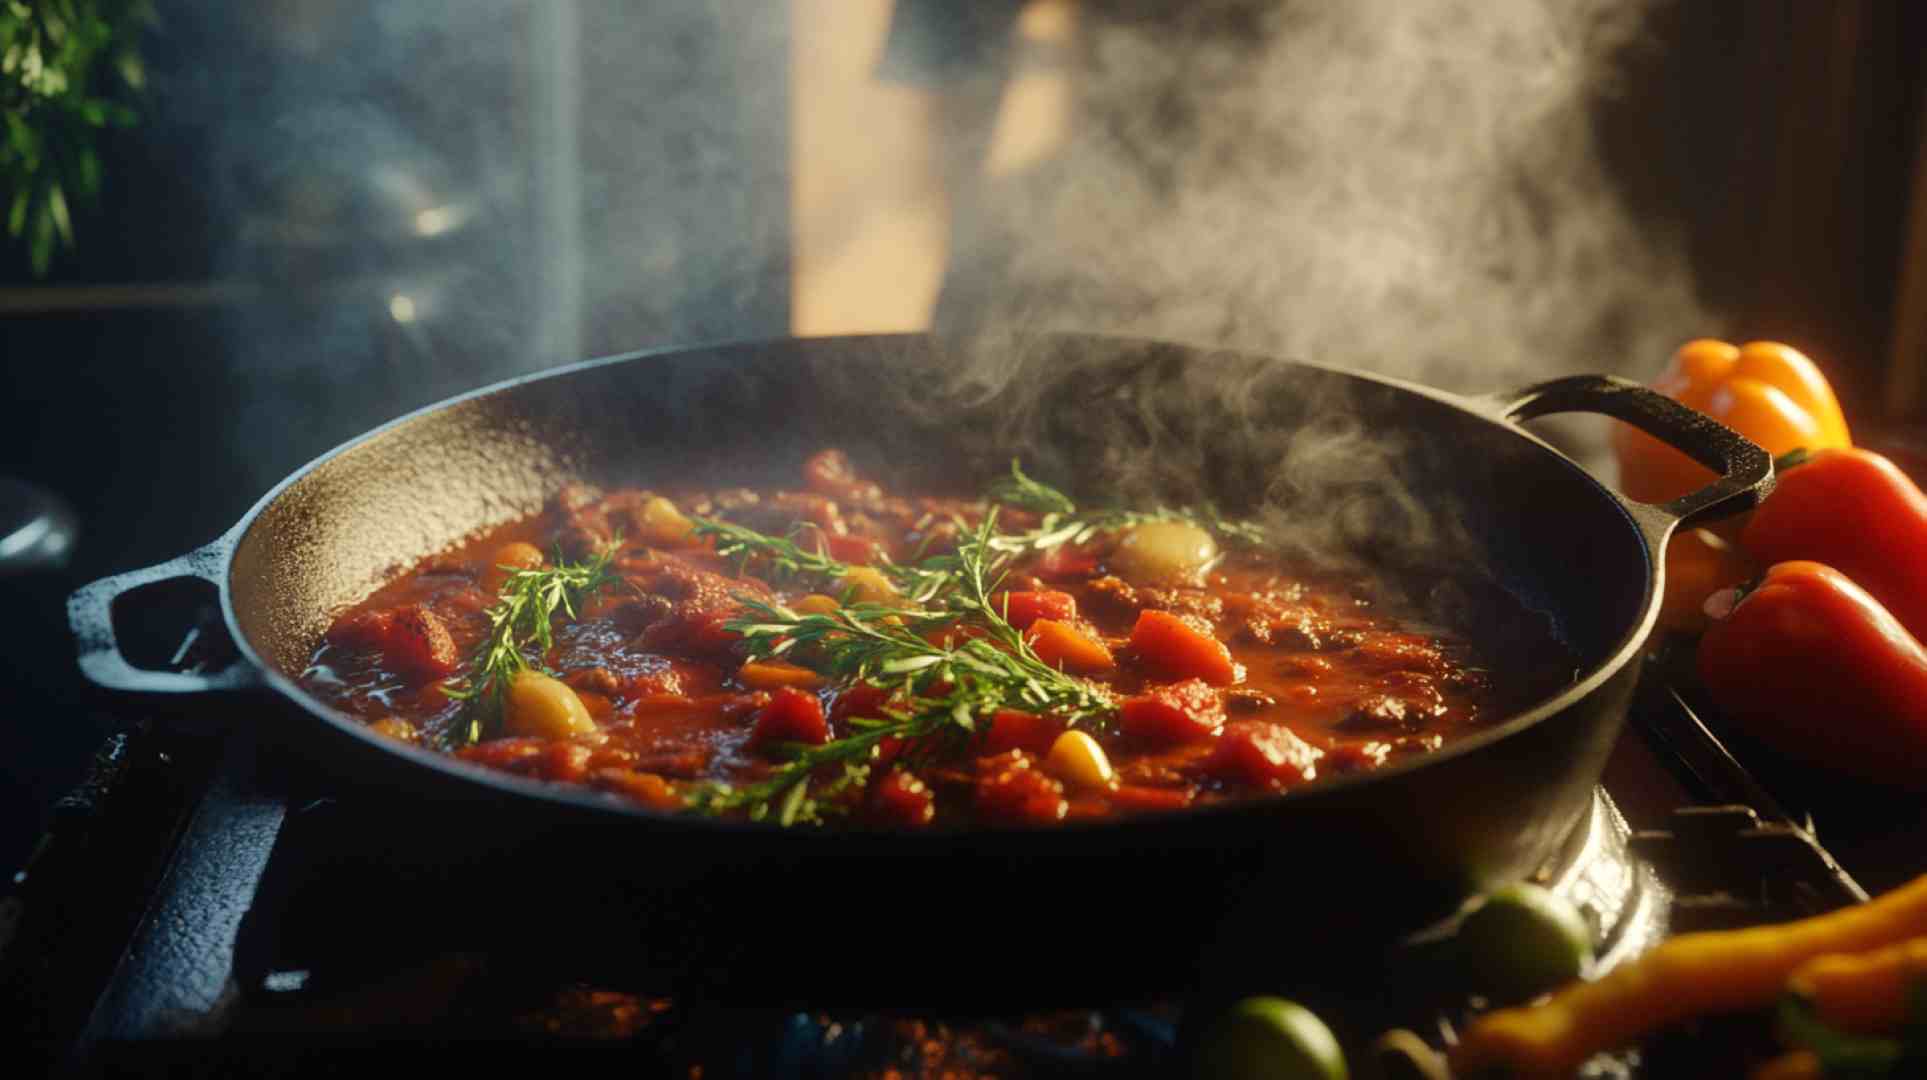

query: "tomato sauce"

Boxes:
[299, 450, 1572, 826]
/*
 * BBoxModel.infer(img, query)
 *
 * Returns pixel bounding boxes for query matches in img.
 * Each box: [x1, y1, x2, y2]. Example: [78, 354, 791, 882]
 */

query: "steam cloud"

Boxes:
[939, 0, 1712, 398]
[195, 0, 1714, 626]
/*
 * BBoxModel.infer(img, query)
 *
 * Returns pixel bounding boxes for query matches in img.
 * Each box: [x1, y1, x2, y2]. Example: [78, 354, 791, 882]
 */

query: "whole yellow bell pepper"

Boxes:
[1612, 339, 1852, 506]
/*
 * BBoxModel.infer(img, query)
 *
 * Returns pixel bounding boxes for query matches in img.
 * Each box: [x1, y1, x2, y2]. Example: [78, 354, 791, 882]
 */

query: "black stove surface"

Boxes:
[0, 635, 1900, 1079]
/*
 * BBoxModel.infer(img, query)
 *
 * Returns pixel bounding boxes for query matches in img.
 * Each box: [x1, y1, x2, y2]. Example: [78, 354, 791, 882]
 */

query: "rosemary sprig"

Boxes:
[986, 458, 1077, 515]
[687, 513, 1116, 824]
[983, 460, 1269, 554]
[691, 515, 956, 602]
[440, 541, 624, 747]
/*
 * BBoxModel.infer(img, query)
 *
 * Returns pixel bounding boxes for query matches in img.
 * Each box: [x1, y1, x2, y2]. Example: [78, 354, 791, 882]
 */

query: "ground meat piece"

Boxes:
[1136, 586, 1225, 623]
[1081, 576, 1143, 622]
[606, 594, 675, 633]
[1336, 680, 1447, 733]
[723, 492, 845, 537]
[328, 604, 460, 681]
[802, 448, 884, 504]
[903, 516, 963, 558]
[1242, 607, 1329, 648]
[1349, 631, 1448, 675]
[552, 483, 603, 515]
[1224, 688, 1278, 712]
[563, 667, 622, 697]
[1324, 741, 1393, 772]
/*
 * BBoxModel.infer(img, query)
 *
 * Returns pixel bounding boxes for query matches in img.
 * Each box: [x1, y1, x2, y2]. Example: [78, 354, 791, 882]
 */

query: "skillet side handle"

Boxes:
[67, 538, 259, 693]
[1496, 373, 1776, 536]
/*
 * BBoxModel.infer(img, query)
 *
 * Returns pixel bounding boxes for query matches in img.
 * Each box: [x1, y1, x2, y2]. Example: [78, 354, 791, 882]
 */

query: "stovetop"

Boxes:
[0, 635, 1899, 1078]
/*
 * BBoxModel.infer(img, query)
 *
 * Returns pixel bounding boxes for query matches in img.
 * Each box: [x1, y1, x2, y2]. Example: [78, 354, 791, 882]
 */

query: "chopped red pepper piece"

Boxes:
[868, 769, 936, 827]
[991, 590, 1078, 629]
[825, 532, 882, 565]
[749, 686, 830, 747]
[1025, 618, 1116, 674]
[1119, 678, 1226, 743]
[982, 709, 1066, 754]
[1207, 721, 1324, 789]
[1129, 609, 1240, 685]
[972, 750, 1069, 825]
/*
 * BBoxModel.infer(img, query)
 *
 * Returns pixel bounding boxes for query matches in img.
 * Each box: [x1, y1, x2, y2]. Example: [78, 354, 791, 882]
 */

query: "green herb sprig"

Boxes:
[3, 0, 151, 274]
[983, 459, 1269, 554]
[691, 515, 956, 602]
[686, 513, 1116, 824]
[440, 542, 624, 747]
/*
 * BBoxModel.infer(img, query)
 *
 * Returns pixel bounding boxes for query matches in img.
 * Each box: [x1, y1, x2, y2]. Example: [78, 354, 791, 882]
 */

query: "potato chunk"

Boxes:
[1110, 520, 1218, 585]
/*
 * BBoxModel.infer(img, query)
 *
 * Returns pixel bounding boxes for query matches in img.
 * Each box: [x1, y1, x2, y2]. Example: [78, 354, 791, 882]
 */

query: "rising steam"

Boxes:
[936, 0, 1713, 398]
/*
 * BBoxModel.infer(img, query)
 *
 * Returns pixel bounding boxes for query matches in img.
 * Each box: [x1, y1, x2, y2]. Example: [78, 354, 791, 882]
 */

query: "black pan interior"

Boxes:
[230, 333, 1647, 685]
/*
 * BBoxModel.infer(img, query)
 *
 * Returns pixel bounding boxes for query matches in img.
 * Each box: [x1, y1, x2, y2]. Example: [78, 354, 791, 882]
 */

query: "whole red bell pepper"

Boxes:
[1741, 448, 1927, 639]
[1698, 561, 1927, 789]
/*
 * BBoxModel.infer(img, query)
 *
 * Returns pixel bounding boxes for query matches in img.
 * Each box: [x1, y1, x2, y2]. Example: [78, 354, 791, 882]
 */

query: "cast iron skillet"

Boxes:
[68, 333, 1769, 1004]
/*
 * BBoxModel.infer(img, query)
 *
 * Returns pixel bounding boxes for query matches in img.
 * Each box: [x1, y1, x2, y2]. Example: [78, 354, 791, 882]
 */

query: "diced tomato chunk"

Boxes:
[1108, 784, 1195, 813]
[534, 742, 595, 783]
[456, 736, 547, 770]
[972, 751, 1069, 825]
[750, 686, 830, 747]
[1025, 618, 1116, 674]
[1324, 741, 1392, 773]
[330, 604, 460, 681]
[1129, 609, 1240, 686]
[1119, 678, 1226, 743]
[825, 532, 881, 565]
[982, 709, 1066, 754]
[591, 768, 686, 812]
[830, 682, 895, 723]
[1035, 542, 1104, 581]
[1207, 721, 1324, 790]
[802, 448, 881, 501]
[991, 590, 1078, 629]
[868, 769, 936, 827]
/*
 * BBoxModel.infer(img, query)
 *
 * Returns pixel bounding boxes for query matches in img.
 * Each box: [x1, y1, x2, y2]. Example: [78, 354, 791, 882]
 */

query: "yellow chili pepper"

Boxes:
[1450, 873, 1927, 1079]
[1612, 339, 1852, 506]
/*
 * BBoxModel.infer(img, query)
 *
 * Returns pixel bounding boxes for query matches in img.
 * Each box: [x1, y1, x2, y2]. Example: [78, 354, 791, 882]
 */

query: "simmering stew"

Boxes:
[300, 451, 1571, 827]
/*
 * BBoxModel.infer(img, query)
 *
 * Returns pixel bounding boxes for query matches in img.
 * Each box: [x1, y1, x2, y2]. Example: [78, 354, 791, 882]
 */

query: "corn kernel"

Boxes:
[483, 541, 546, 593]
[504, 670, 598, 739]
[1045, 729, 1117, 790]
[840, 566, 898, 604]
[368, 716, 417, 742]
[792, 593, 841, 616]
[637, 496, 696, 547]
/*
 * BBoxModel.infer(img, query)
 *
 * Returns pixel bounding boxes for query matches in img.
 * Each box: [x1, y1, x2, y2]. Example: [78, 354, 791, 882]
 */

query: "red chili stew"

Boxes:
[300, 450, 1570, 827]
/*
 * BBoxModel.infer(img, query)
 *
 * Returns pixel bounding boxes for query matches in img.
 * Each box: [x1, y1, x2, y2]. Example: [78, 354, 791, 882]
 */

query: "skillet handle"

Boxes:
[68, 538, 260, 693]
[1495, 373, 1775, 535]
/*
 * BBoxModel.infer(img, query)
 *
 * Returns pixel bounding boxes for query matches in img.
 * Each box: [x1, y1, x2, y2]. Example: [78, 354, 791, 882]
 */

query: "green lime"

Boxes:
[1455, 882, 1594, 1003]
[1191, 996, 1348, 1080]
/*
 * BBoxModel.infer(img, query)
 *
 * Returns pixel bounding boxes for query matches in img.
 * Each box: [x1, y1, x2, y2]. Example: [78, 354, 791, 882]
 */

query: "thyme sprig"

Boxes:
[440, 541, 624, 747]
[686, 513, 1117, 824]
